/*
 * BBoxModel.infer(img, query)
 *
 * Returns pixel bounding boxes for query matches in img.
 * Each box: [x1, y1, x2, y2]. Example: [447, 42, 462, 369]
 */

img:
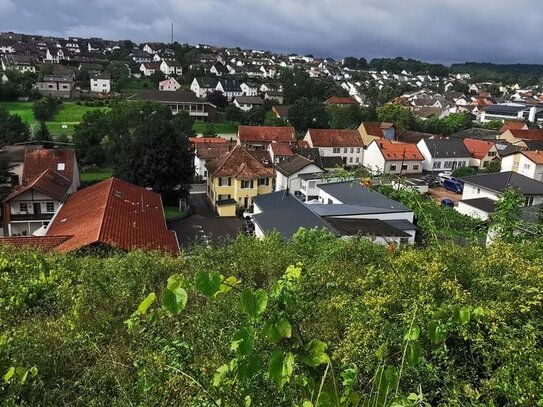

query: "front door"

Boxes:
[33, 203, 41, 215]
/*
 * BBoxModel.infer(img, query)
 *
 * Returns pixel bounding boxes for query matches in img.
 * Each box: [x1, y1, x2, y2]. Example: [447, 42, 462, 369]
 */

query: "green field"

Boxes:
[80, 167, 113, 183]
[0, 101, 109, 136]
[193, 120, 238, 134]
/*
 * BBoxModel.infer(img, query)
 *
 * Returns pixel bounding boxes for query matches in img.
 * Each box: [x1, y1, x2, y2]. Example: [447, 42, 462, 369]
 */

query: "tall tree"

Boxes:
[0, 107, 30, 146]
[287, 98, 329, 135]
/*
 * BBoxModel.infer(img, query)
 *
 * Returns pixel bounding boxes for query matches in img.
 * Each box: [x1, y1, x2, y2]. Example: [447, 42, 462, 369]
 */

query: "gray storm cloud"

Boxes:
[2, 0, 543, 64]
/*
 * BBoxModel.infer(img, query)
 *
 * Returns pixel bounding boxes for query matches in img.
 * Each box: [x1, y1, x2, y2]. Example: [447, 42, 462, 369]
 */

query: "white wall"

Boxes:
[456, 202, 490, 221]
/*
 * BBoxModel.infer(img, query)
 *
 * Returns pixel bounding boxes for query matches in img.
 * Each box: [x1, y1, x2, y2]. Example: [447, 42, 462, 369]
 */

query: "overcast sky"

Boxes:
[2, 0, 543, 65]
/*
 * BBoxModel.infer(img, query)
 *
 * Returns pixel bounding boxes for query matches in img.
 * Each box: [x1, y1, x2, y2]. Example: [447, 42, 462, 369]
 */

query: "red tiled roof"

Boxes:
[522, 150, 543, 164]
[307, 129, 364, 147]
[270, 142, 294, 156]
[325, 96, 358, 105]
[3, 169, 71, 202]
[0, 236, 72, 252]
[195, 144, 232, 160]
[361, 122, 394, 137]
[499, 121, 527, 133]
[508, 129, 543, 141]
[205, 145, 272, 179]
[22, 148, 76, 184]
[463, 138, 495, 160]
[375, 140, 424, 161]
[189, 137, 228, 145]
[46, 178, 178, 254]
[238, 126, 295, 143]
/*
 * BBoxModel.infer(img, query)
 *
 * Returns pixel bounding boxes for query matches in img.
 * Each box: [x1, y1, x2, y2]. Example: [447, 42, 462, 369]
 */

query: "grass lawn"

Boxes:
[120, 78, 154, 93]
[80, 168, 113, 183]
[193, 120, 238, 134]
[0, 101, 109, 137]
[164, 206, 186, 221]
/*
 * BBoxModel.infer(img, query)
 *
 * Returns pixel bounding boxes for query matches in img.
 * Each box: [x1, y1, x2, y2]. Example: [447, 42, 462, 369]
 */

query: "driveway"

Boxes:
[428, 187, 463, 206]
[169, 193, 244, 247]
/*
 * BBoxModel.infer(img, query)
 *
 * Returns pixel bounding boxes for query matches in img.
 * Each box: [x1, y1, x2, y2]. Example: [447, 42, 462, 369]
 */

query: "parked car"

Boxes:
[438, 171, 453, 185]
[441, 198, 455, 208]
[443, 178, 463, 194]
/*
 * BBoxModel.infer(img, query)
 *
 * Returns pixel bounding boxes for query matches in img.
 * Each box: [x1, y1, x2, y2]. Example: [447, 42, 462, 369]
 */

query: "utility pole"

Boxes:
[171, 21, 174, 44]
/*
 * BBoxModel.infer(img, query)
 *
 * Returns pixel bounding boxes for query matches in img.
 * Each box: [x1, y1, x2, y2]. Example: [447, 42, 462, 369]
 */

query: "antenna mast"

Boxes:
[171, 21, 174, 44]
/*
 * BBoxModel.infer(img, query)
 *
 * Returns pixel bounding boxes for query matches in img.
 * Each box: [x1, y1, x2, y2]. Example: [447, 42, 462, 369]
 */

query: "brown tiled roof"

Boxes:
[397, 130, 434, 144]
[270, 142, 294, 156]
[275, 154, 321, 176]
[0, 236, 72, 252]
[509, 129, 543, 141]
[522, 150, 543, 164]
[22, 148, 76, 184]
[463, 138, 495, 160]
[249, 150, 273, 168]
[195, 144, 232, 160]
[189, 137, 228, 145]
[361, 122, 394, 137]
[499, 121, 527, 133]
[46, 178, 178, 254]
[307, 129, 364, 147]
[325, 96, 358, 105]
[238, 126, 295, 143]
[205, 145, 272, 179]
[374, 140, 423, 161]
[3, 169, 71, 202]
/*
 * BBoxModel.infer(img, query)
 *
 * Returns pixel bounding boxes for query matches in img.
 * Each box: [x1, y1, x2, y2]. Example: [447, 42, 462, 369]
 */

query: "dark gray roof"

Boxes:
[382, 219, 418, 231]
[275, 154, 320, 176]
[235, 96, 264, 105]
[422, 138, 471, 158]
[128, 90, 213, 105]
[195, 77, 218, 88]
[91, 72, 111, 80]
[325, 218, 411, 237]
[523, 140, 543, 150]
[252, 192, 332, 239]
[460, 172, 543, 195]
[308, 204, 404, 217]
[484, 105, 527, 114]
[460, 197, 497, 213]
[317, 181, 410, 211]
[450, 128, 500, 140]
[219, 79, 242, 92]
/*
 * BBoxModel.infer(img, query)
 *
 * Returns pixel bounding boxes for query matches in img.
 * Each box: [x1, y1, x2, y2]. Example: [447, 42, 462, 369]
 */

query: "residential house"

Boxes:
[274, 154, 324, 195]
[210, 62, 229, 76]
[457, 172, 543, 220]
[130, 49, 152, 64]
[216, 79, 243, 101]
[417, 138, 470, 172]
[237, 125, 295, 150]
[160, 60, 182, 76]
[140, 62, 161, 76]
[233, 96, 264, 112]
[498, 129, 543, 148]
[0, 38, 16, 54]
[462, 138, 499, 170]
[252, 181, 417, 245]
[268, 142, 294, 164]
[2, 169, 71, 236]
[36, 74, 74, 98]
[159, 77, 181, 92]
[22, 147, 79, 192]
[190, 138, 230, 180]
[0, 55, 36, 73]
[499, 121, 528, 133]
[127, 90, 216, 122]
[303, 129, 364, 166]
[190, 77, 218, 98]
[500, 150, 543, 182]
[272, 105, 290, 120]
[240, 82, 258, 96]
[90, 72, 111, 93]
[205, 145, 273, 216]
[43, 177, 179, 253]
[264, 91, 284, 104]
[324, 96, 358, 106]
[143, 43, 164, 54]
[358, 122, 396, 145]
[363, 140, 424, 175]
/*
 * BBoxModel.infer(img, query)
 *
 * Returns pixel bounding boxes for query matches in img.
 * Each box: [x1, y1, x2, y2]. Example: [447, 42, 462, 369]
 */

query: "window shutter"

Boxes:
[228, 177, 232, 186]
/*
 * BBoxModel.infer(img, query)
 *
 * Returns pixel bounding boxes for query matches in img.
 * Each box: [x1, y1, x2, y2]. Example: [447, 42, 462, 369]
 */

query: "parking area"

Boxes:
[168, 193, 244, 248]
[427, 186, 463, 205]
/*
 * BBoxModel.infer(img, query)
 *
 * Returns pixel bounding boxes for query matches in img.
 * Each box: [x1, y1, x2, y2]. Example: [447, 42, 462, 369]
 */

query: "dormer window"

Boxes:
[57, 163, 65, 171]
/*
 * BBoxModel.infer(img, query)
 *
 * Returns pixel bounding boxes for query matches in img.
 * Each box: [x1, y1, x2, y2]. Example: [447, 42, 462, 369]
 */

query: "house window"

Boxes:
[350, 147, 354, 153]
[343, 148, 347, 153]
[355, 157, 360, 163]
[308, 181, 316, 188]
[241, 180, 254, 189]
[390, 164, 397, 171]
[46, 202, 55, 212]
[333, 148, 340, 154]
[219, 177, 231, 186]
[19, 202, 28, 212]
[444, 161, 451, 168]
[356, 148, 361, 153]
[413, 165, 419, 170]
[488, 151, 496, 157]
[433, 161, 441, 169]
[258, 177, 269, 186]
[402, 164, 408, 170]
[524, 164, 531, 170]
[483, 161, 489, 168]
[525, 196, 534, 206]
[218, 194, 231, 201]
[349, 157, 353, 163]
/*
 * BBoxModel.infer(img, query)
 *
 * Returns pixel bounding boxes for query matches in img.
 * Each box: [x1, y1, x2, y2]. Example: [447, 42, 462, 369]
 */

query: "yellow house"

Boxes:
[205, 145, 273, 217]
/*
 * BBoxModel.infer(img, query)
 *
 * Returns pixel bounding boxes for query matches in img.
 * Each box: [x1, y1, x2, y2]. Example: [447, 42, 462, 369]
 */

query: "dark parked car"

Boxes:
[441, 198, 455, 208]
[443, 178, 463, 194]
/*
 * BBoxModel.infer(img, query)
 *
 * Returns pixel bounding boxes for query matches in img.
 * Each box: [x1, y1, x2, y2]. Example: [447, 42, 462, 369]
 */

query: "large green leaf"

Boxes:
[264, 316, 292, 344]
[403, 325, 420, 341]
[300, 339, 330, 367]
[268, 350, 295, 388]
[195, 271, 222, 297]
[4, 367, 14, 383]
[231, 327, 255, 356]
[428, 320, 448, 344]
[378, 365, 398, 394]
[238, 355, 262, 381]
[219, 276, 239, 293]
[137, 292, 156, 314]
[454, 306, 471, 326]
[166, 274, 183, 291]
[162, 286, 187, 316]
[241, 288, 268, 319]
[406, 342, 422, 366]
[212, 364, 230, 387]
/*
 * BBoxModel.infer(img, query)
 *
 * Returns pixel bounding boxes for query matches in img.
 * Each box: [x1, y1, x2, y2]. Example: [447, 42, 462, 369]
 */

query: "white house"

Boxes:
[240, 82, 258, 96]
[160, 60, 182, 76]
[462, 138, 499, 170]
[159, 77, 181, 92]
[303, 129, 364, 167]
[190, 77, 218, 98]
[216, 79, 243, 101]
[233, 96, 264, 112]
[90, 72, 111, 93]
[417, 138, 470, 172]
[363, 140, 424, 175]
[139, 62, 161, 77]
[274, 154, 324, 196]
[456, 172, 543, 221]
[500, 151, 543, 182]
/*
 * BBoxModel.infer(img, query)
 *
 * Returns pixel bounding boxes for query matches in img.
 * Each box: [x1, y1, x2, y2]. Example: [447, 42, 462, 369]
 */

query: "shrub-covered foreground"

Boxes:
[1, 232, 543, 406]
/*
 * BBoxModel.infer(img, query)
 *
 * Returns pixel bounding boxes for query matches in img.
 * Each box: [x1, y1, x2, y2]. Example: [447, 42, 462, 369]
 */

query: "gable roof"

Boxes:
[238, 125, 295, 143]
[22, 147, 76, 184]
[499, 121, 528, 133]
[422, 138, 471, 158]
[205, 145, 272, 179]
[272, 105, 290, 118]
[235, 96, 264, 105]
[507, 129, 543, 141]
[46, 178, 178, 254]
[194, 77, 219, 88]
[325, 96, 358, 105]
[460, 172, 543, 195]
[360, 122, 394, 137]
[4, 169, 71, 202]
[275, 154, 321, 176]
[373, 140, 423, 161]
[462, 138, 496, 159]
[523, 140, 543, 150]
[270, 142, 294, 156]
[307, 129, 364, 147]
[521, 150, 543, 165]
[189, 137, 228, 145]
[0, 236, 72, 252]
[194, 144, 232, 160]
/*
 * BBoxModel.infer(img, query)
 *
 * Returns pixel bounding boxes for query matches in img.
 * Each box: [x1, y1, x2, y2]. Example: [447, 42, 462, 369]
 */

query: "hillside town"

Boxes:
[1, 30, 543, 252]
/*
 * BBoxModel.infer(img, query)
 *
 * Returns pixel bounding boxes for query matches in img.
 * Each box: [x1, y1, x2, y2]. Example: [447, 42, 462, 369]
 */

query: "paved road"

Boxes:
[169, 194, 243, 248]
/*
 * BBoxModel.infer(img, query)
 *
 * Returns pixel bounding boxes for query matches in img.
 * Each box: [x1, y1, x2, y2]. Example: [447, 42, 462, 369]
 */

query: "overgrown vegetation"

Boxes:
[1, 233, 542, 405]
